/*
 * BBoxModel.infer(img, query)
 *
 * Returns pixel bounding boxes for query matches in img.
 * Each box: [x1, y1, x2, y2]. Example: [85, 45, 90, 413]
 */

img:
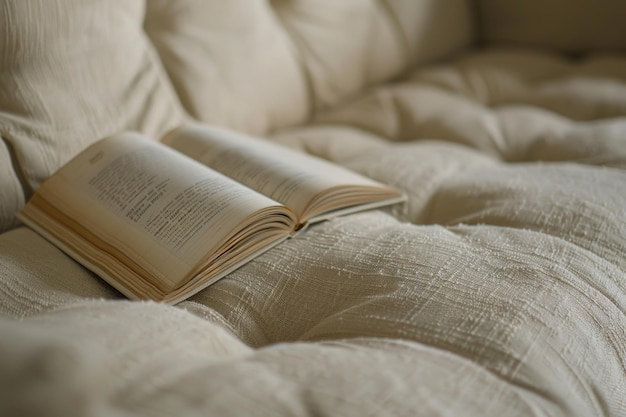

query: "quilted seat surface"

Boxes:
[0, 1, 625, 416]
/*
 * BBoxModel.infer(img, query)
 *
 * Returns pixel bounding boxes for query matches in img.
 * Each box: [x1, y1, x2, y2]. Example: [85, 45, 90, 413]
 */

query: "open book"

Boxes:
[17, 123, 406, 303]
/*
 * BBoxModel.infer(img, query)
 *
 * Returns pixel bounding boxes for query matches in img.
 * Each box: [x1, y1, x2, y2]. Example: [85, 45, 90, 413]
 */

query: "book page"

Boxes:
[163, 124, 399, 221]
[32, 132, 288, 289]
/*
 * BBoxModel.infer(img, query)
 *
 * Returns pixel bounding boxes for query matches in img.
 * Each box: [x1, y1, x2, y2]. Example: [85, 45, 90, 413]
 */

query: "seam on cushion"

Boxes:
[458, 50, 626, 120]
[176, 300, 244, 342]
[324, 337, 553, 414]
[387, 84, 508, 157]
[302, 283, 613, 415]
[446, 225, 624, 416]
[448, 223, 626, 317]
[426, 165, 626, 266]
[379, 0, 411, 70]
[266, 4, 316, 120]
[323, 333, 560, 413]
[0, 132, 33, 199]
[135, 24, 192, 130]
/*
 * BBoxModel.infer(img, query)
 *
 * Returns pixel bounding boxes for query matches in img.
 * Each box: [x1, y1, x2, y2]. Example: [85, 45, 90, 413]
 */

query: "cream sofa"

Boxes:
[1, 1, 625, 416]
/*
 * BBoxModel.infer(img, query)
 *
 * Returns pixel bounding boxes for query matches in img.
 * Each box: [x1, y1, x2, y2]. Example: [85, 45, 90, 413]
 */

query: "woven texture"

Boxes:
[1, 1, 625, 416]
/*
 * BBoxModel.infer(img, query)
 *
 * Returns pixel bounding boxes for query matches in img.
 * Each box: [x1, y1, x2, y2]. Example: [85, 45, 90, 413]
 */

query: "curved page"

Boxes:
[18, 132, 294, 296]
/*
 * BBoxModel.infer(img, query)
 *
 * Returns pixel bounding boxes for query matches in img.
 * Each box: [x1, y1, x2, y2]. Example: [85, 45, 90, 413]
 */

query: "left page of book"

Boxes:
[17, 132, 295, 301]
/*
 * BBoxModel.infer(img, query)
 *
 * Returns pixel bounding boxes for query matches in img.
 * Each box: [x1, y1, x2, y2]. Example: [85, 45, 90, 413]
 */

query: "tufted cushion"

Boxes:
[1, 2, 625, 415]
[0, 0, 474, 233]
[144, 0, 309, 135]
[0, 228, 118, 317]
[144, 0, 474, 133]
[0, 0, 186, 233]
[0, 141, 23, 231]
[2, 210, 625, 414]
[478, 0, 626, 52]
[0, 301, 547, 416]
[2, 41, 625, 414]
[384, 0, 475, 66]
[270, 0, 474, 112]
[304, 49, 626, 165]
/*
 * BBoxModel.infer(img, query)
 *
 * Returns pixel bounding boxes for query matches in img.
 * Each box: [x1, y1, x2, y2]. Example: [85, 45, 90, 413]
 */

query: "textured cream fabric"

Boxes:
[0, 302, 547, 416]
[272, 0, 473, 111]
[0, 139, 23, 231]
[478, 0, 626, 52]
[0, 0, 474, 232]
[0, 228, 119, 317]
[384, 0, 474, 65]
[273, 0, 406, 111]
[144, 0, 474, 132]
[311, 49, 626, 165]
[144, 0, 309, 135]
[0, 0, 186, 233]
[1, 1, 626, 416]
[1, 208, 625, 415]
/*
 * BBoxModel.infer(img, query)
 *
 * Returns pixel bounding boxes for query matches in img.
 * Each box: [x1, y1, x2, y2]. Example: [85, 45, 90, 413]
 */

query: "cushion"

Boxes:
[144, 0, 475, 133]
[0, 3, 625, 415]
[0, 0, 475, 233]
[310, 49, 626, 165]
[0, 140, 23, 231]
[0, 301, 538, 416]
[1, 44, 625, 414]
[0, 228, 118, 317]
[0, 0, 185, 233]
[144, 0, 309, 136]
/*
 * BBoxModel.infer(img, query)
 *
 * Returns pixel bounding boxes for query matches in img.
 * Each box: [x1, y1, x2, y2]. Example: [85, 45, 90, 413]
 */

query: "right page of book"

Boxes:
[162, 124, 405, 223]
